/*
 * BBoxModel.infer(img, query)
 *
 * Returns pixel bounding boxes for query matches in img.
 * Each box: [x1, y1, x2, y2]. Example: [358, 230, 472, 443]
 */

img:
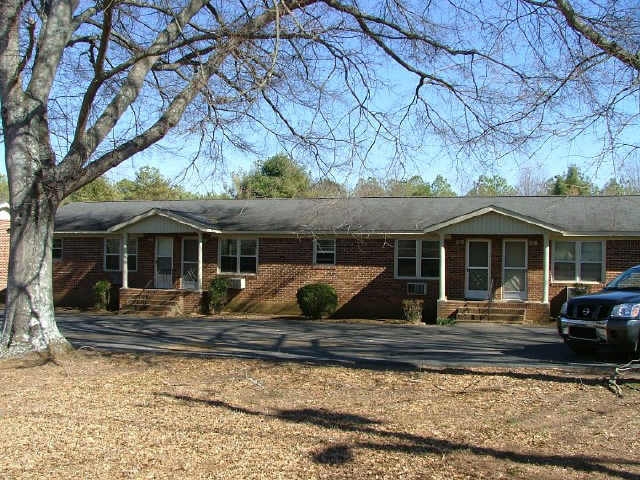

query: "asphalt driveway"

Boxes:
[55, 314, 624, 370]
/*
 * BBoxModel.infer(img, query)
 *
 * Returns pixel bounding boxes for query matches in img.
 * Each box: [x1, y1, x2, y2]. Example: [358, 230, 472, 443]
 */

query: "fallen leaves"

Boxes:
[0, 352, 638, 479]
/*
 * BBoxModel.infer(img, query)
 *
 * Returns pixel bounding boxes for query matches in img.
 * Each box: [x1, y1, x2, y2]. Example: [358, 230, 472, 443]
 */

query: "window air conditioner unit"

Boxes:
[229, 278, 246, 290]
[407, 282, 426, 296]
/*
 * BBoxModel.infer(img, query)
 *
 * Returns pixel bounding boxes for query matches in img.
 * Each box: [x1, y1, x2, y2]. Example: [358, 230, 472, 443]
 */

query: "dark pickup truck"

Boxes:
[558, 265, 640, 355]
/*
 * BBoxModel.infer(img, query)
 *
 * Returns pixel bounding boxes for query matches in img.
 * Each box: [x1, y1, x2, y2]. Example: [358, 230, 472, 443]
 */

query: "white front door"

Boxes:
[182, 238, 198, 290]
[466, 240, 491, 300]
[155, 237, 173, 289]
[503, 240, 528, 300]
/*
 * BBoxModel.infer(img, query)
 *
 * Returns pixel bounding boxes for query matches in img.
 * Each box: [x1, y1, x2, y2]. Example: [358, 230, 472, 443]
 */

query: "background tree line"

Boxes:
[2, 156, 637, 203]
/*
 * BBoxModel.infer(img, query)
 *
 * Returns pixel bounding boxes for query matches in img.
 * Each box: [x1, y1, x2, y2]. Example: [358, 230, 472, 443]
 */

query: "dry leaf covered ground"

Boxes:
[1, 352, 639, 479]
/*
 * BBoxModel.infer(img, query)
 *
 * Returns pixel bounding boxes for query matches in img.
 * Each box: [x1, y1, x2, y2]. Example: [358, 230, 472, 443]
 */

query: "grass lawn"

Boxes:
[1, 352, 639, 479]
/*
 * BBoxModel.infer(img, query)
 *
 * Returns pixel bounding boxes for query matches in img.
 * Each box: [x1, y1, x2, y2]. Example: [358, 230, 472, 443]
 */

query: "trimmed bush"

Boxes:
[296, 283, 338, 319]
[94, 280, 112, 310]
[401, 299, 423, 324]
[209, 277, 230, 313]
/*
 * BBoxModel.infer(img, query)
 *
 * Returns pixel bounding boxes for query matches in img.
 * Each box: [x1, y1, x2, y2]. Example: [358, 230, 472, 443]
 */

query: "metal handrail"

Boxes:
[130, 279, 153, 308]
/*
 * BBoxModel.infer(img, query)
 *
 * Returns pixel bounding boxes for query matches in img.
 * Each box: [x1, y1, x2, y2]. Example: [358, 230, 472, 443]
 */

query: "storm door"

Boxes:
[155, 237, 173, 289]
[182, 238, 198, 290]
[503, 240, 527, 300]
[465, 240, 491, 300]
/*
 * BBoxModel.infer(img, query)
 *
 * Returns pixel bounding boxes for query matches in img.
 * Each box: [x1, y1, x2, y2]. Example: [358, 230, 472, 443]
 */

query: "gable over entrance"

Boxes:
[423, 206, 562, 236]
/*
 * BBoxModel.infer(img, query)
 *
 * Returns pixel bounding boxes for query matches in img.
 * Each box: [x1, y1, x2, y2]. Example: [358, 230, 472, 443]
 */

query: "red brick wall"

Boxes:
[52, 235, 160, 307]
[604, 240, 640, 280]
[209, 237, 438, 318]
[0, 220, 10, 291]
[527, 239, 545, 302]
[54, 234, 438, 318]
[444, 238, 465, 299]
[53, 237, 119, 308]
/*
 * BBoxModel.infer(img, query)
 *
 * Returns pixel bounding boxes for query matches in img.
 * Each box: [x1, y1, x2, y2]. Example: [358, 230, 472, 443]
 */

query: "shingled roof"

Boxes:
[54, 196, 640, 236]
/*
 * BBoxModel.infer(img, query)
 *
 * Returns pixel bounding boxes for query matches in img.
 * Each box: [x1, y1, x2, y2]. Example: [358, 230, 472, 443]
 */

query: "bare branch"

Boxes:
[73, 2, 114, 142]
[553, 0, 640, 72]
[27, 0, 78, 103]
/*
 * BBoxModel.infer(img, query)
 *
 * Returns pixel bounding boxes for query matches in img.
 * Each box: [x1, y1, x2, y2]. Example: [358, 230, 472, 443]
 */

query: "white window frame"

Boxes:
[394, 239, 440, 280]
[218, 238, 259, 274]
[103, 237, 138, 272]
[551, 240, 605, 284]
[52, 238, 63, 262]
[313, 238, 336, 265]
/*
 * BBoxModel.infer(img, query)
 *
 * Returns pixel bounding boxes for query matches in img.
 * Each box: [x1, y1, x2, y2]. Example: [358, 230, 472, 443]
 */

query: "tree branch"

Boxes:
[26, 0, 78, 103]
[61, 0, 211, 173]
[553, 0, 640, 72]
[73, 2, 114, 142]
[0, 0, 25, 100]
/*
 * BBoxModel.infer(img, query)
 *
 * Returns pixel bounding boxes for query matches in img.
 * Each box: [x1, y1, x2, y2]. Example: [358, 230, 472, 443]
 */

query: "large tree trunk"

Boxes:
[0, 117, 72, 359]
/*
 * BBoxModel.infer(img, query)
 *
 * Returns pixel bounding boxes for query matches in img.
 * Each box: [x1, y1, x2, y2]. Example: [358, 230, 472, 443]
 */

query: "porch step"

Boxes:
[455, 304, 526, 324]
[120, 289, 184, 316]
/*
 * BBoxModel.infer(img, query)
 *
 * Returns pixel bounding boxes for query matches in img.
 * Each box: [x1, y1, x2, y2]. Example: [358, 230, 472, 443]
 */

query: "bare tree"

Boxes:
[516, 165, 548, 196]
[1, 0, 639, 358]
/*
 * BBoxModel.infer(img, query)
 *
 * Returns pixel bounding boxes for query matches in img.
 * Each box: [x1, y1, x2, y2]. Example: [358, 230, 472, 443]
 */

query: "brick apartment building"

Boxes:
[51, 196, 640, 323]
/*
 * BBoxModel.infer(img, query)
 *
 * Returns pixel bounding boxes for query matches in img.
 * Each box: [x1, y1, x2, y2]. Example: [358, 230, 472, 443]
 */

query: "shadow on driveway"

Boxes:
[55, 313, 623, 372]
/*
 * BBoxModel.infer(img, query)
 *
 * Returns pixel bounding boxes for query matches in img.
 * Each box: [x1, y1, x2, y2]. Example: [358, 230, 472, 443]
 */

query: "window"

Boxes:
[103, 238, 138, 272]
[395, 240, 440, 279]
[314, 239, 336, 265]
[52, 238, 63, 261]
[553, 240, 603, 282]
[220, 238, 258, 274]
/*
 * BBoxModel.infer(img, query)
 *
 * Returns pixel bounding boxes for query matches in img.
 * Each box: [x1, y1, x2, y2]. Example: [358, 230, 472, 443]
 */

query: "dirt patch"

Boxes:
[1, 353, 638, 479]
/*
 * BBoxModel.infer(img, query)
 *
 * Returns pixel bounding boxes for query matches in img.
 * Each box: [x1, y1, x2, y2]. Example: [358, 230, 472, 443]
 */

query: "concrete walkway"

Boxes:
[55, 314, 623, 370]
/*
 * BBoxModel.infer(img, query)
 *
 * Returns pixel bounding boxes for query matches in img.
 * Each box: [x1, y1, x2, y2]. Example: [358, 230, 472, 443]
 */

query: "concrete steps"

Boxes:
[120, 289, 184, 316]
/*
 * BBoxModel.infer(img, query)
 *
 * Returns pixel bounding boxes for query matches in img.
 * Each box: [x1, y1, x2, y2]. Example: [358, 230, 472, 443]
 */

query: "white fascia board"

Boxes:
[555, 232, 640, 238]
[219, 230, 428, 237]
